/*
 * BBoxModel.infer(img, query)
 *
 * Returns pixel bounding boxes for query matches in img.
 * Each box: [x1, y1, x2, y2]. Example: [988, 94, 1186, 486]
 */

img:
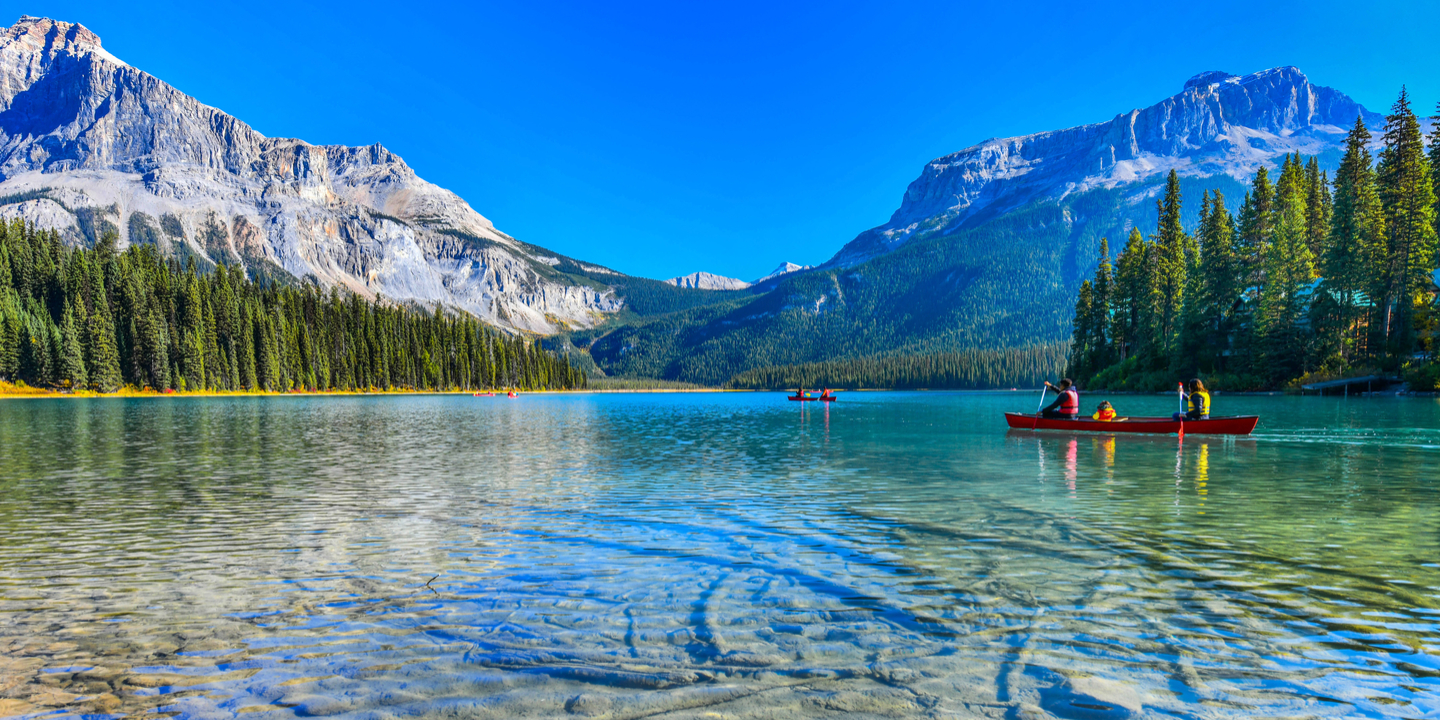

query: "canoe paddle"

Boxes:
[1036, 383, 1048, 414]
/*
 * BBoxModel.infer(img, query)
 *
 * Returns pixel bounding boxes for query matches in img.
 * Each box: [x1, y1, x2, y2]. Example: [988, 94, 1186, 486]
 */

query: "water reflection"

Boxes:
[0, 393, 1437, 718]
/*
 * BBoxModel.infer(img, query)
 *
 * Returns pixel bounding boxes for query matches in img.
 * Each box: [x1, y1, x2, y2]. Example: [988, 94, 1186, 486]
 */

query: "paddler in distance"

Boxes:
[1174, 378, 1210, 421]
[1039, 378, 1079, 419]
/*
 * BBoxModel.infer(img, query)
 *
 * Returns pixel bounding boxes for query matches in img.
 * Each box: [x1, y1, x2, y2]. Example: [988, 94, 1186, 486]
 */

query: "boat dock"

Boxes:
[1299, 375, 1400, 396]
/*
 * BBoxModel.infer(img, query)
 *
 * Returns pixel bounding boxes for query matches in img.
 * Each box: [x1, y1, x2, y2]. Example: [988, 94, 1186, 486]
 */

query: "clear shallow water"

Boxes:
[0, 392, 1438, 719]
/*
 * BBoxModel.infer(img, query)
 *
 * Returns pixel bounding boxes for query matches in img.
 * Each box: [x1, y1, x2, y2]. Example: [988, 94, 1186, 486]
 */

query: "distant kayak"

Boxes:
[1003, 412, 1257, 435]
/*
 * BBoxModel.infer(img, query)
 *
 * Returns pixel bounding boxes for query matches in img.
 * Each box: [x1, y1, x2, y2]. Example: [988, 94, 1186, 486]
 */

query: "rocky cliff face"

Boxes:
[664, 271, 750, 290]
[0, 16, 621, 333]
[830, 67, 1384, 266]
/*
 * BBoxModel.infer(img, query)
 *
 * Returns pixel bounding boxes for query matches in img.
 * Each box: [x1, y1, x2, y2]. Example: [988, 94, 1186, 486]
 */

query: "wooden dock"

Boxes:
[1299, 375, 1399, 396]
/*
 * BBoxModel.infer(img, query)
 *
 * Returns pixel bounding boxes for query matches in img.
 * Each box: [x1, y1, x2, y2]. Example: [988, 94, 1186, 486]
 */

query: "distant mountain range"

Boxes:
[0, 16, 1391, 384]
[0, 16, 748, 334]
[663, 262, 812, 290]
[577, 67, 1386, 383]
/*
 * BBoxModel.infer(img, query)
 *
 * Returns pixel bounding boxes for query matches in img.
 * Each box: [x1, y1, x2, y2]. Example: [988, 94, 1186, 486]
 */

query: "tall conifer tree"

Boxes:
[1318, 115, 1386, 364]
[1150, 170, 1188, 361]
[1376, 87, 1438, 356]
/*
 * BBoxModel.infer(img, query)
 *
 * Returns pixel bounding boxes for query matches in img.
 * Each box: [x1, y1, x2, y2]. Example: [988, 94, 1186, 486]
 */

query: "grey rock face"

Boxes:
[0, 16, 622, 333]
[753, 262, 811, 284]
[830, 66, 1383, 266]
[664, 271, 750, 290]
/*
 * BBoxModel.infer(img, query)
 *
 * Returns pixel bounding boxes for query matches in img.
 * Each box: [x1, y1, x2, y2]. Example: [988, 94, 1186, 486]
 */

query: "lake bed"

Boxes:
[1, 392, 1438, 718]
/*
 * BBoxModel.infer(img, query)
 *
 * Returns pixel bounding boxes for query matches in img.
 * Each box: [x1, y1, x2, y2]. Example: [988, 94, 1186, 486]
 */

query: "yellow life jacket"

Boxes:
[1093, 407, 1116, 421]
[1190, 391, 1210, 415]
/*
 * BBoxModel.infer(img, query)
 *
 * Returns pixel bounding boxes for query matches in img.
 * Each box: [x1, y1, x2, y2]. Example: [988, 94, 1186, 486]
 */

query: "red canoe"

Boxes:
[788, 395, 838, 402]
[1004, 412, 1258, 435]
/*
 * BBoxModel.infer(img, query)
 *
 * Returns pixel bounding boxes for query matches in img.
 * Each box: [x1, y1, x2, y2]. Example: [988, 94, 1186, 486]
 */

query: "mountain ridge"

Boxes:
[578, 65, 1388, 384]
[827, 66, 1383, 267]
[0, 16, 625, 333]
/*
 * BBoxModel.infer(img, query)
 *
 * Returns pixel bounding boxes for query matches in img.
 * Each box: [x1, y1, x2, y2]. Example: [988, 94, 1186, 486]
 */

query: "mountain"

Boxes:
[829, 67, 1381, 267]
[0, 16, 637, 334]
[665, 271, 750, 290]
[577, 67, 1385, 384]
[753, 261, 812, 284]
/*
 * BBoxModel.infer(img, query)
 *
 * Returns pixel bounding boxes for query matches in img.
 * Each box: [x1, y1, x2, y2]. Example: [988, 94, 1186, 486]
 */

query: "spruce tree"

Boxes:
[58, 302, 87, 390]
[1304, 155, 1332, 259]
[1199, 192, 1240, 371]
[1256, 156, 1316, 383]
[181, 274, 205, 390]
[1376, 87, 1439, 356]
[1237, 167, 1274, 285]
[1112, 228, 1147, 360]
[1089, 238, 1113, 370]
[1149, 170, 1187, 362]
[1068, 280, 1094, 380]
[86, 292, 123, 392]
[1318, 115, 1386, 364]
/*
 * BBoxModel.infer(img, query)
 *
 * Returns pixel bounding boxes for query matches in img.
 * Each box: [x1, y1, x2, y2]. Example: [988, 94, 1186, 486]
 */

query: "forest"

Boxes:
[1067, 89, 1440, 391]
[726, 344, 1067, 390]
[0, 222, 586, 393]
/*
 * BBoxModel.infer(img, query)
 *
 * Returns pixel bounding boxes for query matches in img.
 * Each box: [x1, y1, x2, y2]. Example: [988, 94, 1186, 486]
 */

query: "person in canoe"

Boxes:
[1092, 400, 1116, 421]
[1174, 378, 1210, 421]
[1040, 379, 1079, 419]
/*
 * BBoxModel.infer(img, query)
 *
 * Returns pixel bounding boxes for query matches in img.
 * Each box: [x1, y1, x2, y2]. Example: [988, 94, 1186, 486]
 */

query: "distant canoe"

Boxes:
[1003, 412, 1257, 435]
[788, 395, 838, 402]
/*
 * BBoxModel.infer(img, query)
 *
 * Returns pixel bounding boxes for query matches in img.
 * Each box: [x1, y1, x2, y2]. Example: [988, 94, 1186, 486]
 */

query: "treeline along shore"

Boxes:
[1068, 89, 1440, 391]
[0, 222, 587, 394]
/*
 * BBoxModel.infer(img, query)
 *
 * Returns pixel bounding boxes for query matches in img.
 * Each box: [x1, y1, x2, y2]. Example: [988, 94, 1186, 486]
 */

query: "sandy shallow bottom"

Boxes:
[1, 393, 1438, 718]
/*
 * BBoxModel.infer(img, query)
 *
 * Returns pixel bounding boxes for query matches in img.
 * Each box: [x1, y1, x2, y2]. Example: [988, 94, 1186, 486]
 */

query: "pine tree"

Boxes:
[1376, 87, 1439, 357]
[1198, 191, 1241, 372]
[85, 291, 123, 392]
[1112, 228, 1148, 360]
[1304, 156, 1332, 259]
[0, 298, 20, 380]
[1318, 115, 1386, 365]
[1089, 237, 1113, 371]
[180, 273, 205, 390]
[1256, 155, 1316, 383]
[58, 302, 87, 389]
[1150, 170, 1188, 361]
[1067, 280, 1094, 379]
[1237, 168, 1275, 288]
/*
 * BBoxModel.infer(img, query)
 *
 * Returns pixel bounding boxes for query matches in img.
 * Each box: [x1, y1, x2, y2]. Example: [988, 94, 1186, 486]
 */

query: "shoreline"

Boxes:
[7, 382, 1435, 399]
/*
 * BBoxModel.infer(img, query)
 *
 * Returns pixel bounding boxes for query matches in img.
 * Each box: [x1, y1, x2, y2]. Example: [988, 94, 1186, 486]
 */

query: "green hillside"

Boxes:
[568, 178, 1255, 387]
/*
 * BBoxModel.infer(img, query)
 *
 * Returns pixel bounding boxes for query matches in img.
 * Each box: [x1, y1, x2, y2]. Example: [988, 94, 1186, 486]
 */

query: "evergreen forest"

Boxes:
[0, 222, 586, 393]
[1066, 90, 1440, 391]
[726, 344, 1067, 390]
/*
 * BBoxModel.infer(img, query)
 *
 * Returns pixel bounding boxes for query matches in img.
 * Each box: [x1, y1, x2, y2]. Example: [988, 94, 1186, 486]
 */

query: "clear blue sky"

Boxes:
[23, 1, 1440, 280]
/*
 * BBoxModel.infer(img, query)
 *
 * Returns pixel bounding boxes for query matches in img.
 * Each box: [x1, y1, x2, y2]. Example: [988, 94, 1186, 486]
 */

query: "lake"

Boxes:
[1, 391, 1438, 718]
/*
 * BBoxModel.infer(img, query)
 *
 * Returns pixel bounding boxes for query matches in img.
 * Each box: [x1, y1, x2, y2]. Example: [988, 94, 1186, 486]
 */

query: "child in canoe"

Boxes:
[1092, 401, 1117, 421]
[1174, 379, 1210, 421]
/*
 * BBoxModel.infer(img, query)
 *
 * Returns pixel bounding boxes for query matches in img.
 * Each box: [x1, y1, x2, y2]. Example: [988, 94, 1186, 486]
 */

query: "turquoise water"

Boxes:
[0, 392, 1438, 718]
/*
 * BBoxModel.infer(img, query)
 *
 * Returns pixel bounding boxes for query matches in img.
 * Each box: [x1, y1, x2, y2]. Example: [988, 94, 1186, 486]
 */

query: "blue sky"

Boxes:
[23, 0, 1440, 280]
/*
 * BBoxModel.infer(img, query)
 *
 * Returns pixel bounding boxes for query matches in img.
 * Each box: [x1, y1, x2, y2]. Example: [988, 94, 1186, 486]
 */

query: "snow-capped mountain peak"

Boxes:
[829, 66, 1383, 266]
[754, 262, 811, 284]
[0, 16, 622, 333]
[665, 271, 750, 290]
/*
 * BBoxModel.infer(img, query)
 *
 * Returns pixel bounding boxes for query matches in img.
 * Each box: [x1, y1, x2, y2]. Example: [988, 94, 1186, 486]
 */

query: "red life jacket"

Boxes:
[1059, 388, 1078, 413]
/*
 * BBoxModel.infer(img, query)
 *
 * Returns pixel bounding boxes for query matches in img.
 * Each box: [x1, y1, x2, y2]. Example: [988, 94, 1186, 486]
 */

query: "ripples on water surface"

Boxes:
[1, 392, 1438, 719]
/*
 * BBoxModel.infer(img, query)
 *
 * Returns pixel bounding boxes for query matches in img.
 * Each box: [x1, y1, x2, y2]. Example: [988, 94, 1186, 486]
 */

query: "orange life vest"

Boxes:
[1059, 388, 1079, 414]
[1093, 407, 1116, 421]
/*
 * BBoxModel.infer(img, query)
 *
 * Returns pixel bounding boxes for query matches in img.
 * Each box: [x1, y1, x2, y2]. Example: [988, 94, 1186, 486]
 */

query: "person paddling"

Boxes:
[1173, 378, 1210, 421]
[1040, 378, 1079, 419]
